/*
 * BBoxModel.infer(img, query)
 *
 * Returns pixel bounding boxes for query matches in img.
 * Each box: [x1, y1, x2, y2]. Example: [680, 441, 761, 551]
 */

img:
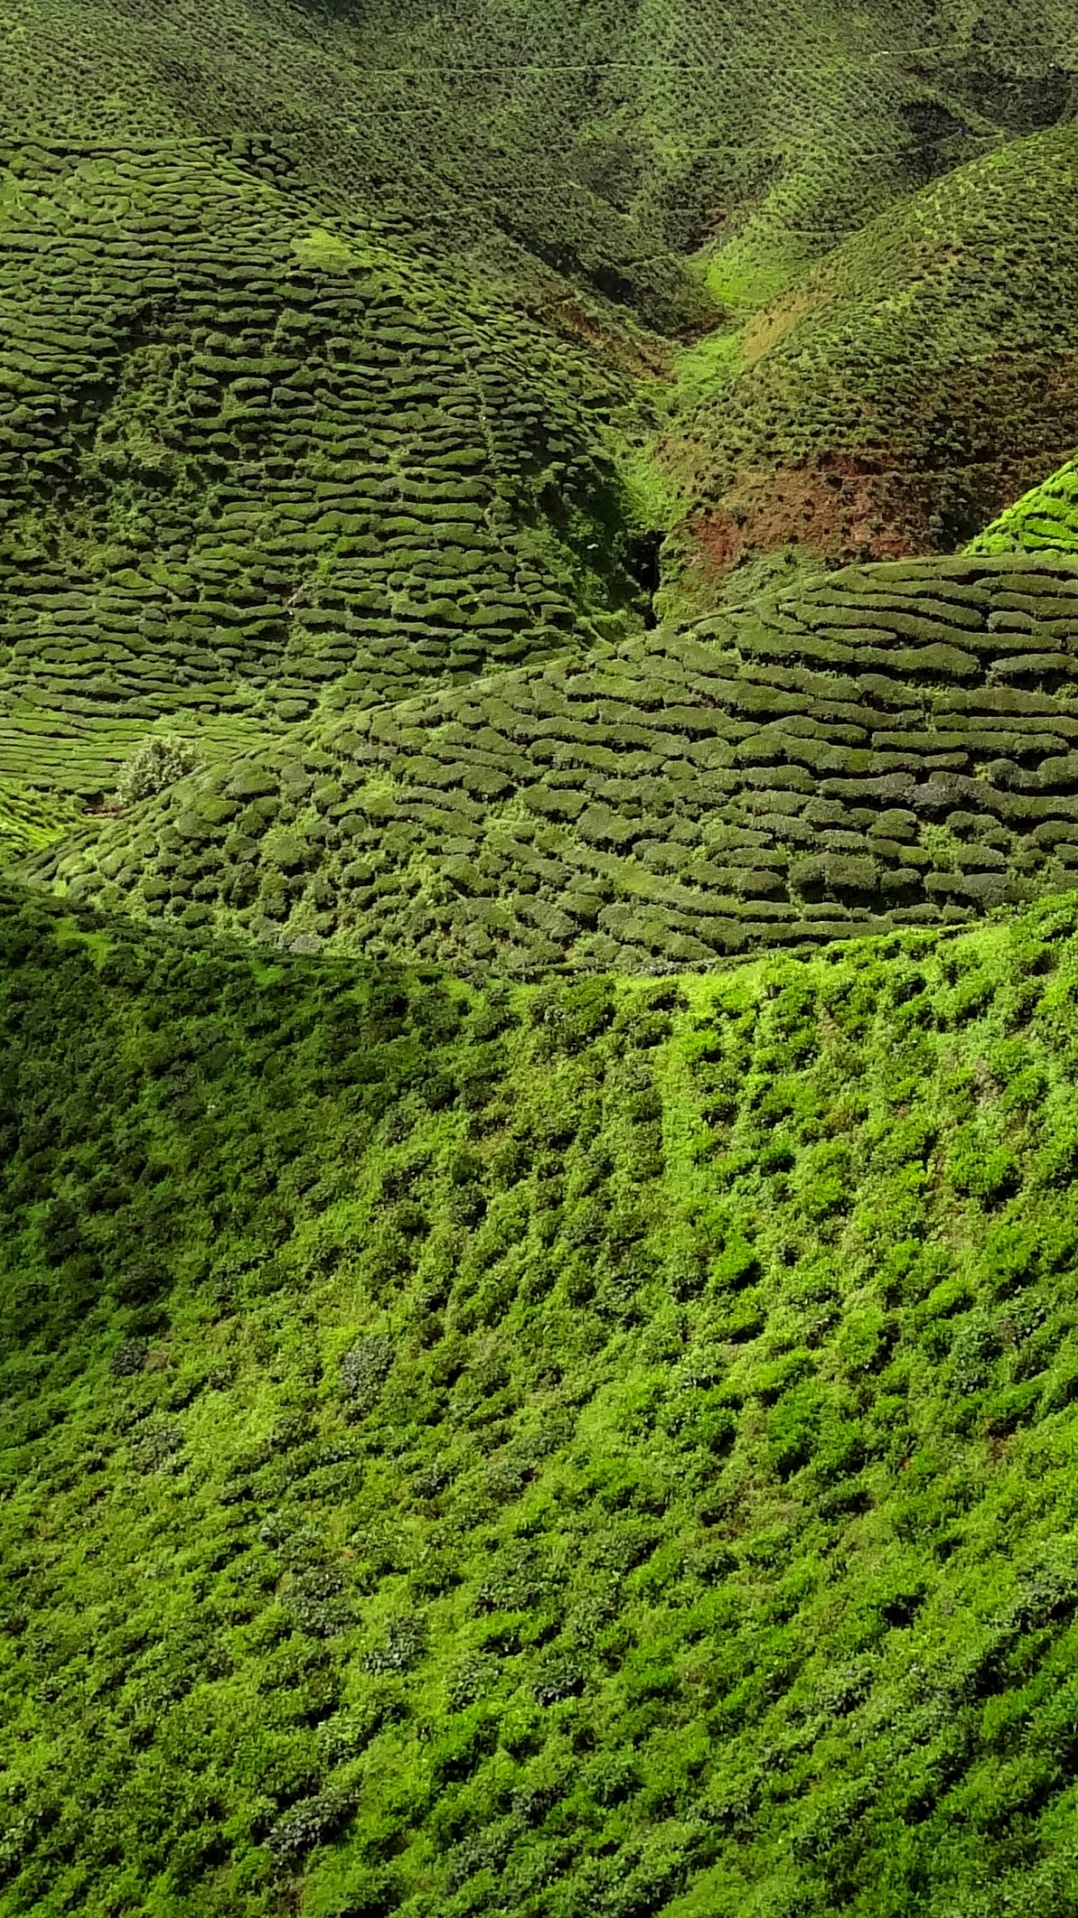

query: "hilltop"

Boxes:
[21, 552, 1078, 972]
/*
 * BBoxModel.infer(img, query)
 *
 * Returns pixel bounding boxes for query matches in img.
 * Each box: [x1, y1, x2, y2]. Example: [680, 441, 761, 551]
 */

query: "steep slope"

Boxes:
[9, 10, 1078, 1915]
[0, 0, 703, 333]
[0, 140, 647, 839]
[970, 454, 1078, 555]
[28, 553, 1078, 970]
[5, 887, 1078, 1915]
[6, 0, 1077, 330]
[0, 3, 1077, 869]
[660, 124, 1078, 607]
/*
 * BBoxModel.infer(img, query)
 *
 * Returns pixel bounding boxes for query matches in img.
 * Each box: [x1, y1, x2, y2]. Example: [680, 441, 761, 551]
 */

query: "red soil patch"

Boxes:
[690, 457, 930, 576]
[683, 448, 1078, 590]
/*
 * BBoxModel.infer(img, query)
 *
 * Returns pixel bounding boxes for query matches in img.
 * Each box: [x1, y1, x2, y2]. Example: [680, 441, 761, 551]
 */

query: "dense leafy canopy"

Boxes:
[6, 4, 1078, 1913]
[4, 890, 1078, 1914]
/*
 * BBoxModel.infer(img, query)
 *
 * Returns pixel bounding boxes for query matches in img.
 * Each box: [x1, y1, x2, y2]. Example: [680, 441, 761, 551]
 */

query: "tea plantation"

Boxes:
[972, 457, 1078, 558]
[661, 124, 1078, 603]
[28, 552, 1078, 972]
[0, 139, 651, 843]
[9, 1, 1078, 1914]
[6, 887, 1078, 1916]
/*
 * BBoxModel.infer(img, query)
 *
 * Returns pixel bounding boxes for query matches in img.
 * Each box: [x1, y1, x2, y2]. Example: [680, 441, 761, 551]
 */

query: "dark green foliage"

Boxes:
[39, 552, 1078, 973]
[0, 137, 650, 843]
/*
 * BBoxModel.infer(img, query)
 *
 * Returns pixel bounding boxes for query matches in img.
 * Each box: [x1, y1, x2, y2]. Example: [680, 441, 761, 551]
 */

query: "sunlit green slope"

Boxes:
[6, 10, 1078, 1913]
[971, 455, 1078, 555]
[5, 887, 1078, 1914]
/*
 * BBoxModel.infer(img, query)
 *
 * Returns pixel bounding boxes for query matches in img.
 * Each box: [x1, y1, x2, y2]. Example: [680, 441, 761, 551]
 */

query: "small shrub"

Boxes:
[532, 1648, 586, 1706]
[340, 1335, 394, 1411]
[116, 735, 201, 807]
[362, 1614, 428, 1676]
[266, 1788, 356, 1863]
[110, 1338, 148, 1376]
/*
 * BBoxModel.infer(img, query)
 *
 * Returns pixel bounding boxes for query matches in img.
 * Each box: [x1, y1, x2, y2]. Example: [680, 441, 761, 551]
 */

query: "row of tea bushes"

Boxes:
[971, 455, 1078, 557]
[34, 553, 1078, 972]
[0, 138, 648, 833]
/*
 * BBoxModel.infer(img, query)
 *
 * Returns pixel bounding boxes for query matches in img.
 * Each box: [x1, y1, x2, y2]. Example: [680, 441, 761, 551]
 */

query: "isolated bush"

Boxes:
[266, 1789, 356, 1863]
[362, 1614, 428, 1676]
[340, 1335, 394, 1411]
[115, 734, 201, 806]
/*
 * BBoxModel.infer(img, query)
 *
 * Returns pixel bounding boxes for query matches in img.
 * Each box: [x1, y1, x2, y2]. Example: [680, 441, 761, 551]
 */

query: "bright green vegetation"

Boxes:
[6, 884, 1078, 1914]
[972, 457, 1078, 556]
[27, 553, 1078, 970]
[8, 4, 1078, 1913]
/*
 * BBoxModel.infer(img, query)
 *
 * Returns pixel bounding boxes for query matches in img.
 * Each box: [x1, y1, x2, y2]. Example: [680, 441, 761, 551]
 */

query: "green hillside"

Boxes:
[7, 0, 1077, 326]
[659, 124, 1078, 609]
[0, 139, 650, 848]
[3, 0, 1078, 862]
[9, 2, 1078, 1914]
[6, 886, 1078, 1916]
[971, 456, 1078, 555]
[25, 553, 1078, 970]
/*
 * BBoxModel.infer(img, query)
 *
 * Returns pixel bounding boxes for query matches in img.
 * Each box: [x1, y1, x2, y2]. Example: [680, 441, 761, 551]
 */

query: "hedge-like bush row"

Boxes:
[35, 553, 1078, 972]
[0, 139, 649, 835]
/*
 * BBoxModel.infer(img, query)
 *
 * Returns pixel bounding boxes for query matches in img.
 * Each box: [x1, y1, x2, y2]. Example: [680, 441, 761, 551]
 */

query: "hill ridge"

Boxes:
[25, 549, 1078, 971]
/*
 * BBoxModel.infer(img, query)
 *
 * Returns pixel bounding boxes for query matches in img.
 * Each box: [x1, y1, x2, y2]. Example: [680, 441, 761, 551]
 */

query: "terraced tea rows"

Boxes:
[663, 124, 1078, 604]
[0, 140, 646, 829]
[9, 6, 1078, 1915]
[31, 553, 1078, 972]
[0, 0, 702, 332]
[7, 0, 1077, 335]
[972, 455, 1078, 556]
